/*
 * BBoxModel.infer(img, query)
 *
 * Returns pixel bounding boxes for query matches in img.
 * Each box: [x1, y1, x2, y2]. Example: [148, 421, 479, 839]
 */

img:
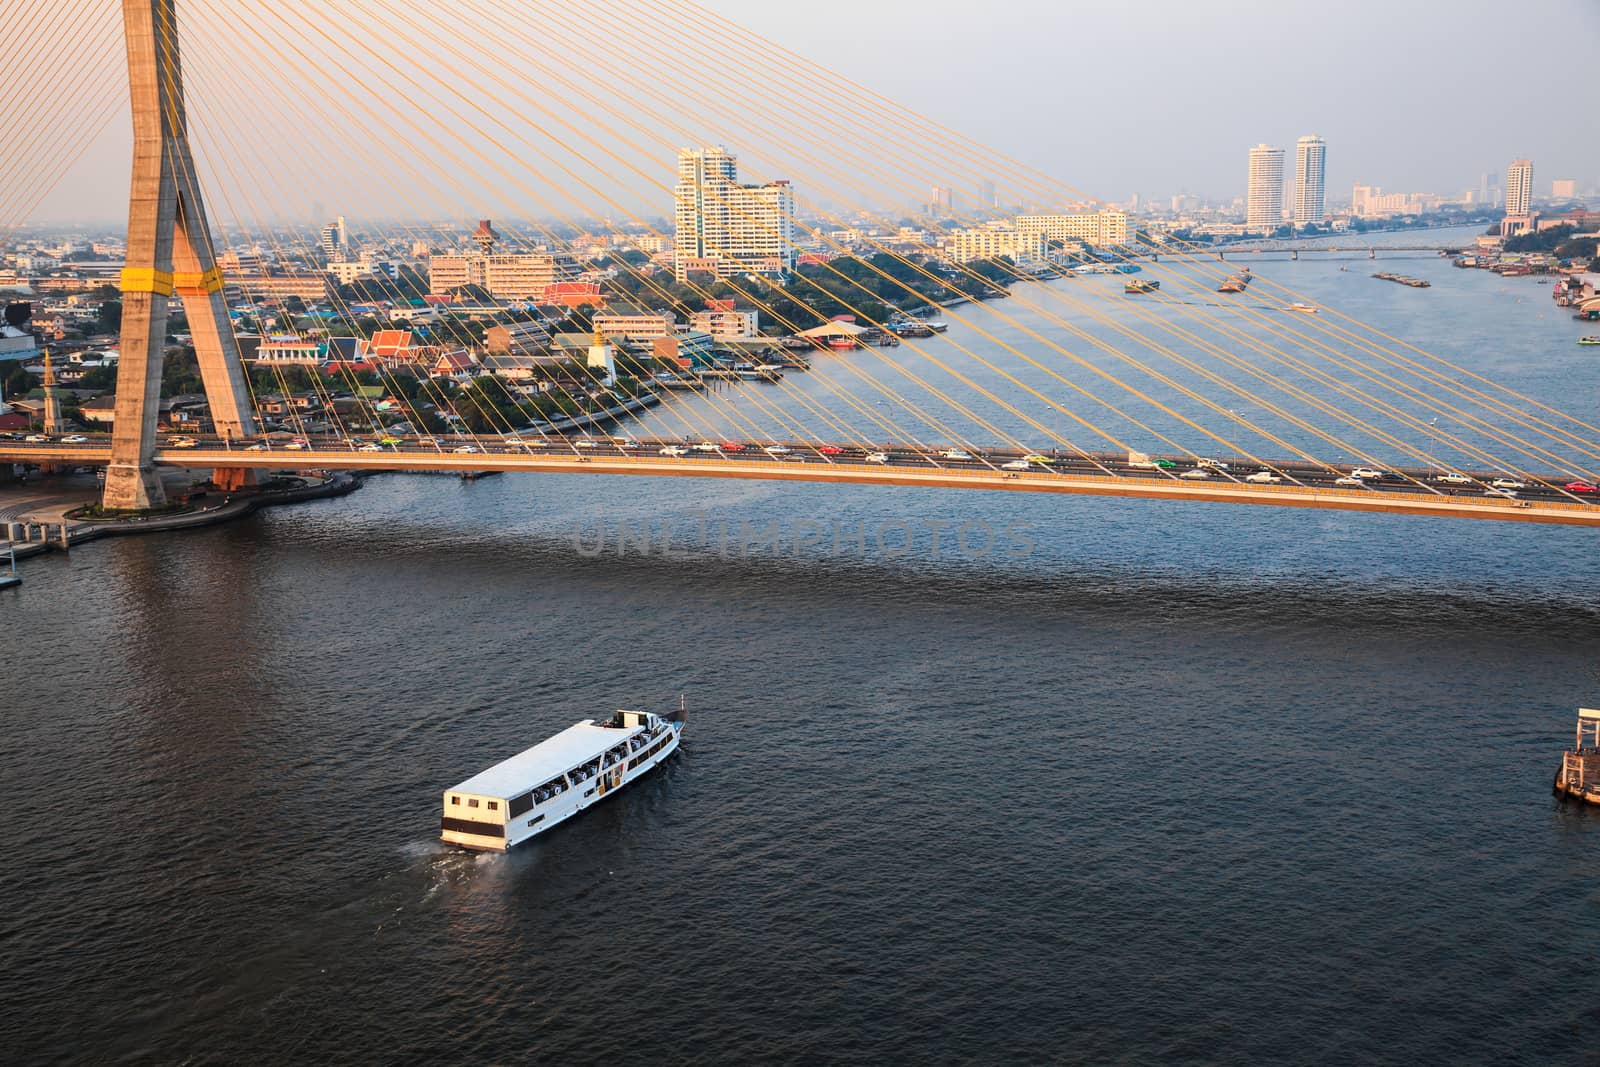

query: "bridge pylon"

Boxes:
[104, 0, 257, 510]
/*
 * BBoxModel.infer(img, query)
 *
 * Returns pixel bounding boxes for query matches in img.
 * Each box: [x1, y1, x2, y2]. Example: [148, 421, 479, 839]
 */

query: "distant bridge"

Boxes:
[1148, 246, 1463, 261]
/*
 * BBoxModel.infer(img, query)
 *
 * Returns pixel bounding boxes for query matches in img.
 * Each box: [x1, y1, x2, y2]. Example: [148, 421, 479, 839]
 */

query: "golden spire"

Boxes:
[41, 347, 56, 388]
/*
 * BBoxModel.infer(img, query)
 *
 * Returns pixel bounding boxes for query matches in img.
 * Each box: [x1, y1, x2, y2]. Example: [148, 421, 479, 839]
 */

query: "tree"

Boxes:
[76, 366, 118, 391]
[3, 363, 31, 400]
[1554, 237, 1599, 261]
[1504, 224, 1574, 254]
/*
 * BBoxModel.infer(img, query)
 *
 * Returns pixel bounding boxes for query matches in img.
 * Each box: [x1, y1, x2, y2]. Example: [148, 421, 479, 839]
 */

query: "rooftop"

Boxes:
[446, 718, 639, 797]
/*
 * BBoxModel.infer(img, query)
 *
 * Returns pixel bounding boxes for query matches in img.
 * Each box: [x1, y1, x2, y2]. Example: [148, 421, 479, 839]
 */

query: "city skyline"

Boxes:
[21, 1, 1600, 223]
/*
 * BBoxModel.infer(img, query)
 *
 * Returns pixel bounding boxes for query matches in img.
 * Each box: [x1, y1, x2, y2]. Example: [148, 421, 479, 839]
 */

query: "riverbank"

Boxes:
[0, 471, 362, 565]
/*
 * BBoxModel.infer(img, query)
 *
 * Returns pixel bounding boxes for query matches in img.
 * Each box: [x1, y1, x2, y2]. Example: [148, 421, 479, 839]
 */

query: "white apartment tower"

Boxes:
[674, 147, 796, 281]
[1246, 144, 1285, 232]
[1505, 159, 1533, 218]
[319, 216, 348, 260]
[1293, 136, 1326, 226]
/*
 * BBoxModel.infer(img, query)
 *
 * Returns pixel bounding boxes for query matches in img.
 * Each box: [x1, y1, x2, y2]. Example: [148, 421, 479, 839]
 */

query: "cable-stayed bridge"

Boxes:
[2, 0, 1597, 529]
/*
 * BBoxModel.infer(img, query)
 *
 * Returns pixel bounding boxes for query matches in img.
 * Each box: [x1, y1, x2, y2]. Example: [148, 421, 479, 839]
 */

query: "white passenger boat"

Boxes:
[441, 703, 686, 851]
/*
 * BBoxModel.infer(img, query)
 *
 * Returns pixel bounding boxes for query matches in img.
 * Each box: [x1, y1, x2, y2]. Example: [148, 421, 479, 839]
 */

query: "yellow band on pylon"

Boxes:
[173, 266, 225, 294]
[120, 268, 175, 296]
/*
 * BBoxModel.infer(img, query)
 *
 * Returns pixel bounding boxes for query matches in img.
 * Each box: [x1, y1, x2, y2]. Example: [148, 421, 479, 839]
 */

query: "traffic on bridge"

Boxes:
[6, 430, 1600, 526]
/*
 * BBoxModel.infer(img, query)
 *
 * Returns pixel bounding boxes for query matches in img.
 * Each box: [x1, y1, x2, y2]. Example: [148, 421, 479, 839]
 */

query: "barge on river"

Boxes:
[442, 703, 686, 851]
[1554, 707, 1600, 805]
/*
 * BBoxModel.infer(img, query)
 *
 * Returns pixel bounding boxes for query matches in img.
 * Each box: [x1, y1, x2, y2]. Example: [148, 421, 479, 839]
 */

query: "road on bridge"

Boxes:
[5, 430, 1599, 527]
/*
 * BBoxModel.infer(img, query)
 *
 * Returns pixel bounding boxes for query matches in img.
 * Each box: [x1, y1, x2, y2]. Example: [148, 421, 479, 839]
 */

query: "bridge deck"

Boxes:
[6, 443, 1597, 527]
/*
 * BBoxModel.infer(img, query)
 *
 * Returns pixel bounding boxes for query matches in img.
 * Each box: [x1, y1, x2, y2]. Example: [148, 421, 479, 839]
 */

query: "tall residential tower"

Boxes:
[673, 146, 796, 281]
[1246, 144, 1285, 232]
[1293, 136, 1326, 227]
[1505, 159, 1533, 218]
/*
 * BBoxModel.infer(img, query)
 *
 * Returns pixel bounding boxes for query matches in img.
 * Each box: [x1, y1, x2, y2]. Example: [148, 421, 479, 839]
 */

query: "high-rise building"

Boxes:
[1246, 144, 1285, 232]
[927, 186, 955, 217]
[1505, 159, 1533, 217]
[318, 216, 348, 260]
[673, 147, 796, 281]
[1551, 178, 1577, 200]
[1293, 135, 1326, 226]
[1015, 212, 1131, 248]
[945, 228, 1046, 264]
[428, 248, 578, 302]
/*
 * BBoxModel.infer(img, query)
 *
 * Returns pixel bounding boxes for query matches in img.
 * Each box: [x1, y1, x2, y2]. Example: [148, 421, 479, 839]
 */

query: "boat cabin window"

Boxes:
[467, 798, 479, 808]
[486, 801, 498, 811]
[450, 796, 460, 805]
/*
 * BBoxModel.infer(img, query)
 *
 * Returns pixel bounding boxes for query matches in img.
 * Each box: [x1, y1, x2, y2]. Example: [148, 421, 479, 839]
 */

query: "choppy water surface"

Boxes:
[4, 240, 1599, 1063]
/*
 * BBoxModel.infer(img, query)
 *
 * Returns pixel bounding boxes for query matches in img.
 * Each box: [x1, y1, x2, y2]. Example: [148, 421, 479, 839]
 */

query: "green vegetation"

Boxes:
[3, 363, 32, 400]
[1500, 224, 1599, 261]
[71, 501, 194, 520]
[600, 252, 1008, 332]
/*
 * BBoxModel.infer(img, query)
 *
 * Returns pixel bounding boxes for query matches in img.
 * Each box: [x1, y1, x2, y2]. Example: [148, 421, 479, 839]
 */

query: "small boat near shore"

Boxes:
[442, 701, 688, 851]
[1554, 707, 1600, 805]
[1289, 302, 1319, 313]
[1578, 336, 1600, 346]
[1124, 278, 1160, 295]
[0, 544, 18, 590]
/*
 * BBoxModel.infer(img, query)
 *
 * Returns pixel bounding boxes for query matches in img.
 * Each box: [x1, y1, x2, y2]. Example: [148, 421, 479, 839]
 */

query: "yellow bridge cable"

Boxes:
[657, 0, 1600, 466]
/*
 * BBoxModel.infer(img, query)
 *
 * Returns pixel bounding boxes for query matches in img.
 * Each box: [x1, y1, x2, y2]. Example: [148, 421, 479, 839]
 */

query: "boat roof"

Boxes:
[1581, 708, 1600, 720]
[447, 719, 637, 798]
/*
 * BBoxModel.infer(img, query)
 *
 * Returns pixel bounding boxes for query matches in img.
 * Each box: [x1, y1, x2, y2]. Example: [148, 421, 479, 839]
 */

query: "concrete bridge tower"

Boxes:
[103, 0, 257, 509]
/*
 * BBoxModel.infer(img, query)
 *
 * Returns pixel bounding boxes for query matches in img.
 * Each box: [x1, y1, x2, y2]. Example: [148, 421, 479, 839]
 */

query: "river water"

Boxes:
[4, 228, 1599, 1063]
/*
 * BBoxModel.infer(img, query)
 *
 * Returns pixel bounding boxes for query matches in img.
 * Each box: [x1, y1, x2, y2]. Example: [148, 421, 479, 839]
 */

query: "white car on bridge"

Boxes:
[865, 452, 890, 464]
[1245, 470, 1282, 483]
[659, 445, 689, 457]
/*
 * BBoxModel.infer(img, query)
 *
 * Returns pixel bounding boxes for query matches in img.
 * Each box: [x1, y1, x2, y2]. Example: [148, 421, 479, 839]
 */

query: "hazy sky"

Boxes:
[18, 0, 1600, 226]
[702, 0, 1600, 202]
